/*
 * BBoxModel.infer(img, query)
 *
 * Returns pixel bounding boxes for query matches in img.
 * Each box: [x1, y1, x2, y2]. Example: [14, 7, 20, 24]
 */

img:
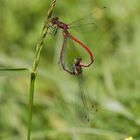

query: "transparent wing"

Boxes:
[75, 74, 98, 122]
[76, 74, 90, 122]
[68, 15, 98, 33]
[68, 6, 106, 32]
[69, 15, 97, 27]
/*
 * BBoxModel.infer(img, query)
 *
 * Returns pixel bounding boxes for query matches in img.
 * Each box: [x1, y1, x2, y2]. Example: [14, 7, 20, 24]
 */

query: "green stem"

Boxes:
[27, 0, 56, 140]
[27, 71, 36, 140]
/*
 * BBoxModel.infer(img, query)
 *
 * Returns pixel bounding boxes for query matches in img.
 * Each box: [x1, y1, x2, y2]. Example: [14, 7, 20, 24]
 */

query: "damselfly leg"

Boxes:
[47, 25, 58, 36]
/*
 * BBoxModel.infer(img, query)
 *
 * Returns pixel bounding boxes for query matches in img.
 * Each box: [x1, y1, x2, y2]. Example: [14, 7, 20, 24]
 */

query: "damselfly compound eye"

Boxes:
[74, 57, 82, 65]
[51, 17, 59, 24]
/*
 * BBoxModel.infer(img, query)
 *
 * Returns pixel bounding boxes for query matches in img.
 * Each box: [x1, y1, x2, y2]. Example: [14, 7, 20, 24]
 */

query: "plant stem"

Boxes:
[27, 71, 36, 140]
[27, 0, 56, 140]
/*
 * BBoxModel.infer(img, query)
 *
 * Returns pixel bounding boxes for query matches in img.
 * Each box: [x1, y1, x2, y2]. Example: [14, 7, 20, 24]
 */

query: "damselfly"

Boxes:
[48, 8, 106, 121]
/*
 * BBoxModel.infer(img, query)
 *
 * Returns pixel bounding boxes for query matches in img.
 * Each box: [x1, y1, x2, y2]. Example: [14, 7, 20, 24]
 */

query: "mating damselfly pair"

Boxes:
[47, 7, 106, 121]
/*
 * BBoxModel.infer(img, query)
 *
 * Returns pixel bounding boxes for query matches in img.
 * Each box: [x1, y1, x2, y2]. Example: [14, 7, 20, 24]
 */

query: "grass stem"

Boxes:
[27, 0, 56, 140]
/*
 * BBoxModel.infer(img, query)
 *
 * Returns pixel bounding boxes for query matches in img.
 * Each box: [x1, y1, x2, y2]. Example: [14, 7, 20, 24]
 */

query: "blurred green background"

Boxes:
[0, 0, 140, 140]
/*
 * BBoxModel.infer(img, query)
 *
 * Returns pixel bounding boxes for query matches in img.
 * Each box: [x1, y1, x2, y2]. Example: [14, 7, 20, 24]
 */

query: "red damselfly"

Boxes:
[48, 8, 106, 121]
[48, 6, 106, 74]
[50, 17, 94, 74]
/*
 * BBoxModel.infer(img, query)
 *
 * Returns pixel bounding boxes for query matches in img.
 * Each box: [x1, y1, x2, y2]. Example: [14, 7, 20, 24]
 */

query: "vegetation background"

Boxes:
[0, 0, 140, 140]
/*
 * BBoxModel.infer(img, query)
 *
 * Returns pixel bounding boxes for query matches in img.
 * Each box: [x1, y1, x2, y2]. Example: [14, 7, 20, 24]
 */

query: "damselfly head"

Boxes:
[73, 57, 82, 75]
[51, 17, 59, 24]
[74, 57, 82, 66]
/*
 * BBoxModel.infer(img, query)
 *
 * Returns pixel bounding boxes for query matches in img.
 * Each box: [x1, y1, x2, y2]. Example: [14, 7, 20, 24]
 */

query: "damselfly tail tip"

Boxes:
[91, 104, 98, 113]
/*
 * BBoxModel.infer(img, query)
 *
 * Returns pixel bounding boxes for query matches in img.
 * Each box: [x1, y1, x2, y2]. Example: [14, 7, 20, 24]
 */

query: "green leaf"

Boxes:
[0, 68, 30, 76]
